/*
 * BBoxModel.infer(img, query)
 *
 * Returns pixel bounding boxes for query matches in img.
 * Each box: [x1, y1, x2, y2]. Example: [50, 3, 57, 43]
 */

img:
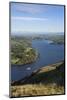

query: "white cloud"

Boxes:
[11, 16, 48, 21]
[13, 3, 48, 15]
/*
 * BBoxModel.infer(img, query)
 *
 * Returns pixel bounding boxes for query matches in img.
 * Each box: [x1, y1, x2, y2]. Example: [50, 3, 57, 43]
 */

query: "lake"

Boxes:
[11, 40, 64, 81]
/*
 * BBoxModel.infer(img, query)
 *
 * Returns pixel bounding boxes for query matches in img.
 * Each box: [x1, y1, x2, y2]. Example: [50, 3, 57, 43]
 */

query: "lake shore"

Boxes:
[11, 61, 65, 97]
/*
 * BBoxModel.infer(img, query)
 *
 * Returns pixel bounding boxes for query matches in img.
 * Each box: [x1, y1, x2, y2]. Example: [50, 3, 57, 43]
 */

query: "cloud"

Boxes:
[12, 16, 48, 21]
[16, 5, 41, 14]
[12, 3, 48, 15]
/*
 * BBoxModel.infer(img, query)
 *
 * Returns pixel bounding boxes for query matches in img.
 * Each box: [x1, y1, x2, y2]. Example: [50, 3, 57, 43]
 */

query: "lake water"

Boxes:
[11, 40, 64, 81]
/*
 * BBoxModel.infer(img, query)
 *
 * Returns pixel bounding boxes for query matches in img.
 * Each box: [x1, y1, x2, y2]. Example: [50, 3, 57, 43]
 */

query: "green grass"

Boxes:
[11, 84, 64, 97]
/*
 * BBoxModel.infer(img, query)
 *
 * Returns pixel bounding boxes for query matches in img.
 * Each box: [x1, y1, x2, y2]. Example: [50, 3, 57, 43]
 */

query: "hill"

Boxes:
[11, 61, 65, 97]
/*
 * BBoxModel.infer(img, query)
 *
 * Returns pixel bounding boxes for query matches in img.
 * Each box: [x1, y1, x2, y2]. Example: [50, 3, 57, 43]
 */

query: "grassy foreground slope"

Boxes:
[11, 61, 65, 97]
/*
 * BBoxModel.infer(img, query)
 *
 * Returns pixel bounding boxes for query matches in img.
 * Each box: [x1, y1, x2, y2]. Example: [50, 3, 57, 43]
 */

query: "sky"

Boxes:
[11, 2, 64, 35]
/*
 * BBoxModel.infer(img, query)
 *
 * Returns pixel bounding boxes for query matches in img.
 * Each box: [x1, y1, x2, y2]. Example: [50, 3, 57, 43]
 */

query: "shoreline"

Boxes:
[11, 49, 39, 66]
[11, 60, 64, 85]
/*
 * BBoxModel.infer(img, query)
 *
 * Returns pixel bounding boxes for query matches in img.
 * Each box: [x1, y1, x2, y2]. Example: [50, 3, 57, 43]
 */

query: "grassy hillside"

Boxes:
[11, 37, 38, 64]
[11, 61, 65, 97]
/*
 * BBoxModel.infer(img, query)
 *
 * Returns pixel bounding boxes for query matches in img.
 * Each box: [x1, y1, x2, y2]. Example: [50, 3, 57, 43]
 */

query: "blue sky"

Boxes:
[11, 3, 64, 35]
